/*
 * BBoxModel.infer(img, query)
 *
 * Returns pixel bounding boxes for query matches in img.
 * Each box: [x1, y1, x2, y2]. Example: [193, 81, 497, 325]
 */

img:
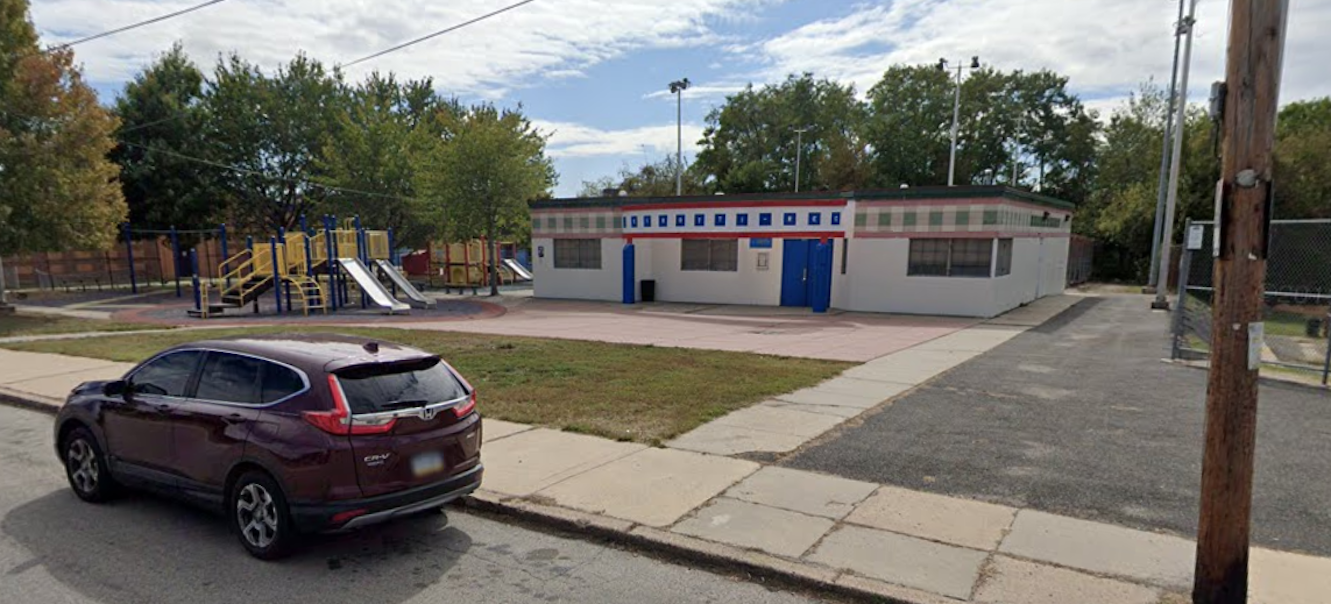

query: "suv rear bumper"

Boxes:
[291, 463, 483, 533]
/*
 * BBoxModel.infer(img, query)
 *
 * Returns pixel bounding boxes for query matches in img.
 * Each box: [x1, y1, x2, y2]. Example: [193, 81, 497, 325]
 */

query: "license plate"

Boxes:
[411, 451, 445, 478]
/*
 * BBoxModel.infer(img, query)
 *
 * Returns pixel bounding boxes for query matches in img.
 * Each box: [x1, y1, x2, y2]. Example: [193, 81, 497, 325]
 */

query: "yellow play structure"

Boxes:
[191, 219, 403, 318]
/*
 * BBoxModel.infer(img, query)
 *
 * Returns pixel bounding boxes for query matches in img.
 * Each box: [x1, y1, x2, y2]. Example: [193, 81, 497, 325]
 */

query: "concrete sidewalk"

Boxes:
[5, 295, 1327, 603]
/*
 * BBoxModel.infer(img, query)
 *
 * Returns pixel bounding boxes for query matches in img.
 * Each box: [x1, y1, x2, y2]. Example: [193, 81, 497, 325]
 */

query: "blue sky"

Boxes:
[33, 0, 1331, 197]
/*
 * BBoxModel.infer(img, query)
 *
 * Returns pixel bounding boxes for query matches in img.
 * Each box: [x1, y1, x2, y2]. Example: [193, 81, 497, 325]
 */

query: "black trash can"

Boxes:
[640, 279, 656, 302]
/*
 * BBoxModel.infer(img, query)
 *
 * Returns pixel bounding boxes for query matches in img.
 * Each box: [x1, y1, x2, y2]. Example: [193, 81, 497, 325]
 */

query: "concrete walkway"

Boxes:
[5, 295, 1328, 603]
[666, 295, 1080, 458]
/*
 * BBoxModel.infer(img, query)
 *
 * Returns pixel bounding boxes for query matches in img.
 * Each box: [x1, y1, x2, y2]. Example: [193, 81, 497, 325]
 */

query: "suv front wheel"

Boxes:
[231, 471, 295, 559]
[63, 427, 116, 503]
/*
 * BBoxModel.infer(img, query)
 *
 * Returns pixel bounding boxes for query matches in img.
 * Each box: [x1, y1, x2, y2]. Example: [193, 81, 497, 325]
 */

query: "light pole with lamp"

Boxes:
[939, 56, 980, 186]
[793, 126, 810, 192]
[669, 78, 691, 196]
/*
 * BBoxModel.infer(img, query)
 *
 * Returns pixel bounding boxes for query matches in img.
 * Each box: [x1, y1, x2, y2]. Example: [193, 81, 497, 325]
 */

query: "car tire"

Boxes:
[230, 471, 296, 560]
[63, 427, 116, 503]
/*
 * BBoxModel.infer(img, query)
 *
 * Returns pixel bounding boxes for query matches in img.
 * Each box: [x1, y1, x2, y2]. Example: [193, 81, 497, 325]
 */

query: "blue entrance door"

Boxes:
[780, 239, 811, 307]
[780, 239, 834, 308]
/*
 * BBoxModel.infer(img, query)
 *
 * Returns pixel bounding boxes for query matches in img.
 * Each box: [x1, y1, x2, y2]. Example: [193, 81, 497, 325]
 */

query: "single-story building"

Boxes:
[529, 186, 1073, 318]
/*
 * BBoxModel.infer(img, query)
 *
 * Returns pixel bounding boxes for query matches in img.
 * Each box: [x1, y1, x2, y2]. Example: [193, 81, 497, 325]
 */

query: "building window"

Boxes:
[737, 213, 749, 226]
[759, 213, 773, 226]
[676, 214, 685, 227]
[715, 213, 726, 227]
[809, 212, 821, 225]
[995, 238, 1013, 277]
[694, 214, 706, 226]
[659, 215, 667, 227]
[831, 212, 841, 226]
[907, 238, 994, 277]
[841, 239, 849, 275]
[681, 239, 739, 272]
[554, 239, 602, 269]
[783, 212, 797, 226]
[631, 216, 638, 228]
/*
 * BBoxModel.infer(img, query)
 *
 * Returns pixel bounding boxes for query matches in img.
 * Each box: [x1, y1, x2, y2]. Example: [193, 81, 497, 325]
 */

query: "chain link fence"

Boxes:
[1172, 219, 1331, 383]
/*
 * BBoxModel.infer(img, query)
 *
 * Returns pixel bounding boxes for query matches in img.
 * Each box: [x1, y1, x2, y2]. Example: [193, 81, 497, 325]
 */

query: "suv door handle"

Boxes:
[154, 403, 172, 413]
[223, 413, 245, 425]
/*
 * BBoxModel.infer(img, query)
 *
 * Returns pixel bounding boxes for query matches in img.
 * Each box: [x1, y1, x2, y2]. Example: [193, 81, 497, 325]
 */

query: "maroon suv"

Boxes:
[53, 334, 483, 559]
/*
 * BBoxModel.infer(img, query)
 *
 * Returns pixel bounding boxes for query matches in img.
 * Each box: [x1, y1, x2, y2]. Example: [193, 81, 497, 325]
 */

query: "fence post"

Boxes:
[270, 236, 283, 315]
[219, 223, 230, 291]
[169, 226, 182, 298]
[190, 249, 201, 312]
[123, 224, 138, 294]
[1171, 218, 1194, 360]
[326, 216, 340, 310]
[1322, 311, 1331, 386]
[279, 227, 291, 311]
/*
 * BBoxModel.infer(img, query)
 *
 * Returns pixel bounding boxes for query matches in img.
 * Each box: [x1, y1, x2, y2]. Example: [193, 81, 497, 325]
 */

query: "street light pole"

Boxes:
[1146, 0, 1189, 293]
[1152, 0, 1198, 310]
[793, 127, 809, 192]
[941, 56, 980, 187]
[669, 78, 691, 196]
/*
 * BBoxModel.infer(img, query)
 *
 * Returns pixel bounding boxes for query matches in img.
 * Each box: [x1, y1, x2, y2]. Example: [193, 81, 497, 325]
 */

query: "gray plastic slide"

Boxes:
[373, 259, 435, 309]
[502, 258, 534, 281]
[338, 258, 411, 314]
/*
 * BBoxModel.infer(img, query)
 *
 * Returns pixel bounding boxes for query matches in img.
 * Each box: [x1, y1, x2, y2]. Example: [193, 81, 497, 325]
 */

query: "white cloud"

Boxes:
[744, 0, 1331, 105]
[641, 82, 748, 102]
[32, 0, 774, 97]
[534, 119, 704, 159]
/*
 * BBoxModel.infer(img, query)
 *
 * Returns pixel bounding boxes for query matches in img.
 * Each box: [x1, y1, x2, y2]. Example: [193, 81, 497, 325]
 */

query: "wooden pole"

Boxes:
[1193, 1, 1287, 603]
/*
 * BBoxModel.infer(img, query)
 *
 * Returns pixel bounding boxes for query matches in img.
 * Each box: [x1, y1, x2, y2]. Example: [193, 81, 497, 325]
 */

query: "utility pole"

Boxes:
[1147, 0, 1189, 294]
[669, 78, 691, 196]
[940, 56, 980, 186]
[1193, 1, 1287, 603]
[1152, 0, 1198, 310]
[793, 127, 810, 192]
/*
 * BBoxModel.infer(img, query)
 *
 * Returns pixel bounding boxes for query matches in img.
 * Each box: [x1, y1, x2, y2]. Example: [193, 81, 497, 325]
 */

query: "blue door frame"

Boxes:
[780, 239, 833, 310]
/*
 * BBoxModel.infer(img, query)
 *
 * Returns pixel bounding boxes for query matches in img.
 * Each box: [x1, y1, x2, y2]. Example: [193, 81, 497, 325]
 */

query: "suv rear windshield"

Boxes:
[334, 357, 467, 414]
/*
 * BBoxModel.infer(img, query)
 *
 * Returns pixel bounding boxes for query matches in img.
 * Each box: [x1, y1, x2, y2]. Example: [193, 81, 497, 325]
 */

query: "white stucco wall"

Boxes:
[840, 239, 1000, 317]
[642, 238, 784, 306]
[531, 237, 623, 302]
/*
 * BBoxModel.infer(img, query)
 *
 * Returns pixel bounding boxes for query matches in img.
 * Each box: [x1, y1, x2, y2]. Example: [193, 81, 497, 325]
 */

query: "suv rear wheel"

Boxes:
[231, 471, 295, 559]
[63, 427, 116, 503]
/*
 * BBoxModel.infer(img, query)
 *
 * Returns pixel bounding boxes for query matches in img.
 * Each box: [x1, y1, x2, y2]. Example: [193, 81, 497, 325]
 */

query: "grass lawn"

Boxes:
[0, 314, 171, 338]
[0, 327, 852, 445]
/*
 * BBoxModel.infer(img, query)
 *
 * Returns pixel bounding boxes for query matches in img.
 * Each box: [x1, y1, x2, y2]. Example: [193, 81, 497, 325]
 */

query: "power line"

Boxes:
[51, 0, 231, 50]
[343, 0, 538, 67]
[120, 141, 423, 203]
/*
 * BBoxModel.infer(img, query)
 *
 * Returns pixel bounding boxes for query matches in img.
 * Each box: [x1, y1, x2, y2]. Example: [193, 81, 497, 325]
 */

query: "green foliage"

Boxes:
[202, 53, 344, 232]
[112, 43, 218, 232]
[695, 74, 866, 193]
[318, 73, 457, 247]
[577, 156, 707, 198]
[416, 104, 555, 293]
[0, 0, 126, 256]
[1274, 98, 1331, 219]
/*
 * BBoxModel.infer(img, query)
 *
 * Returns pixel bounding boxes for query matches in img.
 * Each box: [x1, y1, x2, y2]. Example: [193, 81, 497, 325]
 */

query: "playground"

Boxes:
[3, 216, 534, 325]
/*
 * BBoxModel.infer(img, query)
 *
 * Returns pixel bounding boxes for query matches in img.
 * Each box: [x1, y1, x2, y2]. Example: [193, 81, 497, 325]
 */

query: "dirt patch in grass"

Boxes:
[0, 314, 172, 338]
[0, 326, 852, 444]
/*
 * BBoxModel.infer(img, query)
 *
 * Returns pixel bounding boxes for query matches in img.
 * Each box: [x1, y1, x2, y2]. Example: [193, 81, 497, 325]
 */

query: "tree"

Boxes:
[319, 73, 458, 247]
[113, 42, 219, 232]
[1273, 98, 1331, 218]
[695, 74, 866, 193]
[0, 0, 126, 307]
[417, 105, 555, 295]
[578, 156, 707, 198]
[203, 53, 343, 232]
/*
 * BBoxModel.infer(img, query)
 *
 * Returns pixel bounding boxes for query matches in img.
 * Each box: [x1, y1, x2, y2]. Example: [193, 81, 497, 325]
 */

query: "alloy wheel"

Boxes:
[236, 483, 279, 549]
[67, 439, 99, 494]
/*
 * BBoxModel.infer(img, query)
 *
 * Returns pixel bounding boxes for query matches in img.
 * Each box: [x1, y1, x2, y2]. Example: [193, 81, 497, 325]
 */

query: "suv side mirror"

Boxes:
[102, 380, 129, 398]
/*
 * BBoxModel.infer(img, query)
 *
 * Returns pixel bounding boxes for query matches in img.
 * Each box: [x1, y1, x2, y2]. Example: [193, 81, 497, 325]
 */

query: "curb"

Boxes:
[459, 493, 951, 604]
[0, 388, 60, 416]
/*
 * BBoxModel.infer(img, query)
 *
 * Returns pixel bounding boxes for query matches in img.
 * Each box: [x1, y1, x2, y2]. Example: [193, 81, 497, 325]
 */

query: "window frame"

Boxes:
[126, 350, 205, 399]
[995, 238, 1013, 277]
[194, 351, 265, 406]
[126, 348, 310, 407]
[553, 238, 603, 270]
[681, 238, 740, 272]
[906, 238, 996, 278]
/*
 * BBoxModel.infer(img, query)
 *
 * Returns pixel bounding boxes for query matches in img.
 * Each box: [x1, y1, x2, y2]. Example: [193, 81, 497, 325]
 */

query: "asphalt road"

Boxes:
[0, 405, 817, 604]
[783, 294, 1331, 556]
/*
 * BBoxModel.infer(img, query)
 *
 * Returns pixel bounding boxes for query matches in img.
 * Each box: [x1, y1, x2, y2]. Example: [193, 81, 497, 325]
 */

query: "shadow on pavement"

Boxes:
[3, 488, 471, 604]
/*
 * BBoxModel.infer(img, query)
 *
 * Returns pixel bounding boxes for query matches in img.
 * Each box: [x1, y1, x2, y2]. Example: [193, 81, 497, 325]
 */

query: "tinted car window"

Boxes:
[195, 352, 262, 405]
[336, 357, 467, 414]
[261, 363, 305, 403]
[132, 351, 203, 397]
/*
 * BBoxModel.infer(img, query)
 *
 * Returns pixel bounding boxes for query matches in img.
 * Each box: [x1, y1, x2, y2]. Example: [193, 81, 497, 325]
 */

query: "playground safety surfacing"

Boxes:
[113, 297, 504, 326]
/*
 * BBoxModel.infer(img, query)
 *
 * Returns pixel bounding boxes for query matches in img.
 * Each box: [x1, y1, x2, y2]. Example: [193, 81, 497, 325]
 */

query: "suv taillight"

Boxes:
[303, 375, 396, 435]
[454, 390, 477, 418]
